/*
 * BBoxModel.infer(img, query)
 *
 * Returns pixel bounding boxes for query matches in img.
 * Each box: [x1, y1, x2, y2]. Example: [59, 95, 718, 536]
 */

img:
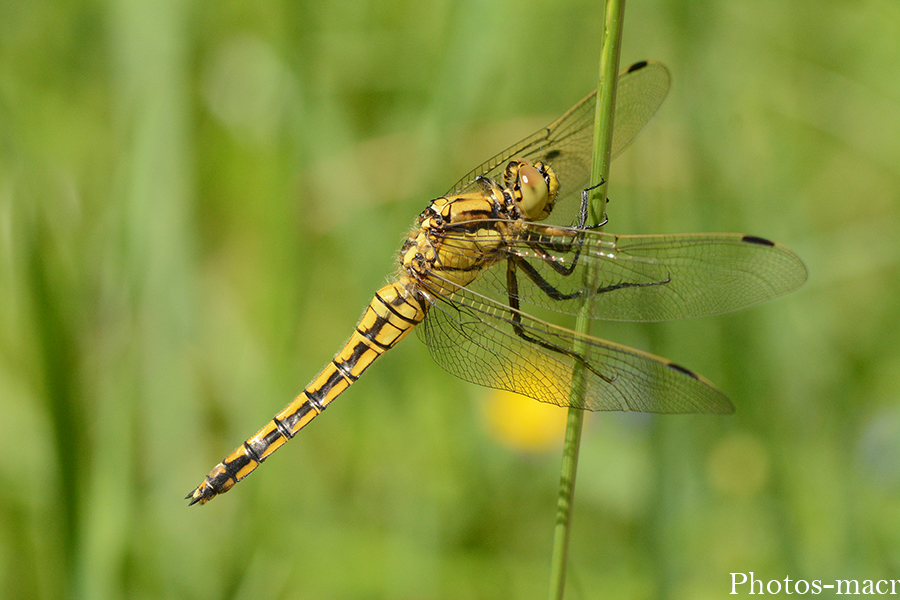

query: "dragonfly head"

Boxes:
[505, 159, 559, 222]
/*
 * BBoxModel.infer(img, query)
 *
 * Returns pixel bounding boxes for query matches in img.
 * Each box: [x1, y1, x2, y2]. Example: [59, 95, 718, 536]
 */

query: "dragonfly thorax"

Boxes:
[398, 159, 560, 293]
[400, 193, 514, 294]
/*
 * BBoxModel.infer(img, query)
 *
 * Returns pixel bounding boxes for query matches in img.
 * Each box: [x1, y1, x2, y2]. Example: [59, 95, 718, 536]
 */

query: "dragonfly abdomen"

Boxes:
[186, 281, 427, 505]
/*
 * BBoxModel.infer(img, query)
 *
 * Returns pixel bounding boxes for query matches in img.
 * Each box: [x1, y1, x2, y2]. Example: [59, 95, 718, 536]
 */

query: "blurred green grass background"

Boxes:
[2, 0, 899, 598]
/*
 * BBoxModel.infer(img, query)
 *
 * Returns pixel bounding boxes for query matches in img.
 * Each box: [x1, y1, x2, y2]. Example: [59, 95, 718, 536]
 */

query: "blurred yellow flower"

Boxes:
[481, 389, 570, 453]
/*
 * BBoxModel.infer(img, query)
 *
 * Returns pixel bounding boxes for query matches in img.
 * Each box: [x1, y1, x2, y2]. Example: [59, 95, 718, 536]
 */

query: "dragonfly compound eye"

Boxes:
[516, 163, 550, 220]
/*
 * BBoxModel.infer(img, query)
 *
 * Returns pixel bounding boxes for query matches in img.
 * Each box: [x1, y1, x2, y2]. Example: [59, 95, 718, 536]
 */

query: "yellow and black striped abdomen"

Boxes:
[186, 280, 427, 505]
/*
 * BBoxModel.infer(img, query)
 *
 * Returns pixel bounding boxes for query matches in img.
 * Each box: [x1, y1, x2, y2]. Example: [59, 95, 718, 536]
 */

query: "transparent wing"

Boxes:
[444, 61, 671, 226]
[430, 222, 809, 322]
[418, 281, 734, 414]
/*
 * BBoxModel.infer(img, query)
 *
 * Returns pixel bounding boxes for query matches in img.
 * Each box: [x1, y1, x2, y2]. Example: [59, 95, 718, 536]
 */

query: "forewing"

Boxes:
[434, 223, 808, 322]
[445, 61, 671, 225]
[417, 282, 733, 414]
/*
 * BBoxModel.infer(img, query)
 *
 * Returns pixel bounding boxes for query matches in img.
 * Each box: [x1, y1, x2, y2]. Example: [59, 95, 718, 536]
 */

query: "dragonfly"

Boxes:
[187, 61, 807, 505]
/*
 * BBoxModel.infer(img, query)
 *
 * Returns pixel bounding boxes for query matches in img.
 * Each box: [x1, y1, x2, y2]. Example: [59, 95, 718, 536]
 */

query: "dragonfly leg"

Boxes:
[505, 260, 615, 384]
[519, 230, 586, 277]
[577, 179, 607, 229]
[595, 273, 672, 295]
[582, 210, 608, 231]
[514, 245, 672, 300]
[511, 255, 582, 300]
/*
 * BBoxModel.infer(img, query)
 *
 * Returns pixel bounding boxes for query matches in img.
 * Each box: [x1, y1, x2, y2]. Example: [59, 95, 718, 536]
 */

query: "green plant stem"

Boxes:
[547, 1, 625, 598]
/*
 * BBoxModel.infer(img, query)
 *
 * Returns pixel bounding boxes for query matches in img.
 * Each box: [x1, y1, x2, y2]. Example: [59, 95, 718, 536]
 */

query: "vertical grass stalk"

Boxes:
[547, 1, 625, 598]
